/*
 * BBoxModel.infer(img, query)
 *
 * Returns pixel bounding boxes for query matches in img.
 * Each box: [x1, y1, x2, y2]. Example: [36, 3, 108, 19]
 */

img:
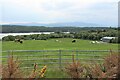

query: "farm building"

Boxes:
[100, 37, 116, 43]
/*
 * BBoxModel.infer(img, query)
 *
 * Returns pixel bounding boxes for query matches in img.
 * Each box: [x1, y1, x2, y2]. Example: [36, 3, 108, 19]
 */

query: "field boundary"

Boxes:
[2, 50, 118, 69]
[2, 49, 118, 53]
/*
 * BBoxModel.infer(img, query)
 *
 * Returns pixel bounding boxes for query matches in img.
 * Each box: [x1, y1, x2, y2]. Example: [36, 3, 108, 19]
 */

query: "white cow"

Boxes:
[95, 41, 100, 43]
[55, 40, 59, 42]
[90, 41, 95, 44]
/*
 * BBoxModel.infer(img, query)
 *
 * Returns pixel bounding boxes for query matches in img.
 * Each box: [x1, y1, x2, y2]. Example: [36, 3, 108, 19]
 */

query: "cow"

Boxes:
[95, 41, 100, 43]
[55, 40, 59, 42]
[72, 40, 76, 43]
[90, 41, 95, 44]
[14, 39, 23, 44]
[19, 40, 23, 44]
[14, 39, 20, 42]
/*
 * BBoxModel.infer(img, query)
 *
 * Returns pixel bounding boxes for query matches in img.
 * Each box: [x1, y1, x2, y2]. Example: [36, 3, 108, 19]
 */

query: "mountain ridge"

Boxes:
[1, 22, 104, 27]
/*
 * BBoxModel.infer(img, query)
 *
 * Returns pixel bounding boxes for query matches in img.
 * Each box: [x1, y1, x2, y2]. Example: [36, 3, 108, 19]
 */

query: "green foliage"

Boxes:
[1, 25, 117, 33]
[1, 25, 118, 43]
[2, 35, 15, 41]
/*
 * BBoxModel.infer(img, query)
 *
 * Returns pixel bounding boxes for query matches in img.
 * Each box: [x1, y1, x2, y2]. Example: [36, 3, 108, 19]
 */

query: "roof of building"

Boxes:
[102, 37, 116, 39]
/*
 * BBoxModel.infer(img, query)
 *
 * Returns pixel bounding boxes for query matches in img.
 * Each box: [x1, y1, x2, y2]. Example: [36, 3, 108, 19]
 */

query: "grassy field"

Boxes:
[2, 38, 118, 78]
[2, 38, 118, 51]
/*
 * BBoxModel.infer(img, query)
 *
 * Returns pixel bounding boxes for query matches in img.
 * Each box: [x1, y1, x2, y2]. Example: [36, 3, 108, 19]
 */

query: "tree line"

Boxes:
[1, 25, 117, 33]
[2, 28, 119, 43]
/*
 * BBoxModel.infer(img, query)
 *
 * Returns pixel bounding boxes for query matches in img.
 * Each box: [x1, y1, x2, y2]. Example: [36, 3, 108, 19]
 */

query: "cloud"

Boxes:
[1, 0, 119, 26]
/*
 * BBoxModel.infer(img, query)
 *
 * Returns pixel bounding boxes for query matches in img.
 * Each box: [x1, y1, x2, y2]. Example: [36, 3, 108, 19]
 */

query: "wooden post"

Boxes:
[27, 55, 28, 71]
[59, 50, 62, 69]
[76, 50, 78, 61]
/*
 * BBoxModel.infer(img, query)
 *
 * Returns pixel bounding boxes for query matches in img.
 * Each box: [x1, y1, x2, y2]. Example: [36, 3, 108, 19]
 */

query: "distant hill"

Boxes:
[1, 25, 111, 33]
[46, 22, 101, 27]
[2, 22, 103, 27]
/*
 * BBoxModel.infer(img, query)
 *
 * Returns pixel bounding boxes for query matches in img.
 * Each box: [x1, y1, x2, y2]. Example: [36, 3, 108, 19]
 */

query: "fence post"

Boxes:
[27, 55, 28, 71]
[76, 50, 78, 61]
[58, 50, 62, 69]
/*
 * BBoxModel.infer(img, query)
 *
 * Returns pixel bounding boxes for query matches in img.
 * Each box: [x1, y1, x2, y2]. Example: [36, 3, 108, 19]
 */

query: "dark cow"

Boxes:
[14, 39, 23, 44]
[19, 40, 23, 44]
[14, 39, 20, 42]
[72, 40, 76, 43]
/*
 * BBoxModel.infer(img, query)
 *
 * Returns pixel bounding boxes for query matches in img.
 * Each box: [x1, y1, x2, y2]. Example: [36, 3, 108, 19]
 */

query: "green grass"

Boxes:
[2, 38, 118, 51]
[2, 38, 118, 66]
[1, 38, 118, 78]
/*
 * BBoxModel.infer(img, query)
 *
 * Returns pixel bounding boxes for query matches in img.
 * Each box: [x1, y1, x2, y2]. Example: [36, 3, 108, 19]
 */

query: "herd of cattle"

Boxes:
[14, 39, 102, 44]
[14, 39, 76, 44]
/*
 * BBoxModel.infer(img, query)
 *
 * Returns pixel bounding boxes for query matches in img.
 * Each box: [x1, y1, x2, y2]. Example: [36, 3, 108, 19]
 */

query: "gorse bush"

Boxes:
[2, 54, 22, 78]
[65, 51, 119, 79]
[88, 51, 119, 78]
[2, 54, 47, 79]
[65, 54, 84, 79]
[29, 63, 47, 79]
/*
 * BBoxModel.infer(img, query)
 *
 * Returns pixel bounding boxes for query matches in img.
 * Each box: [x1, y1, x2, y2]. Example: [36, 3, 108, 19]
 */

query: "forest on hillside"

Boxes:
[1, 25, 118, 33]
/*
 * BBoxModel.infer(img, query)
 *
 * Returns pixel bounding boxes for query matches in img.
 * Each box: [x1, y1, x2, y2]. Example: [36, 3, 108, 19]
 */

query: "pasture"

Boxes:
[2, 38, 118, 51]
[1, 38, 118, 78]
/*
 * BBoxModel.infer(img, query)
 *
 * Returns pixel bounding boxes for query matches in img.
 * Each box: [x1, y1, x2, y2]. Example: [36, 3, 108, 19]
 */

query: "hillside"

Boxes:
[1, 22, 102, 27]
[1, 25, 113, 33]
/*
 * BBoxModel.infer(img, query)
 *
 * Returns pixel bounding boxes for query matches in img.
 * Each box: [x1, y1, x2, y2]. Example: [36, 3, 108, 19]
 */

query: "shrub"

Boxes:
[2, 35, 15, 41]
[29, 63, 47, 79]
[2, 54, 22, 78]
[2, 54, 47, 79]
[88, 51, 119, 78]
[65, 54, 84, 79]
[64, 51, 119, 79]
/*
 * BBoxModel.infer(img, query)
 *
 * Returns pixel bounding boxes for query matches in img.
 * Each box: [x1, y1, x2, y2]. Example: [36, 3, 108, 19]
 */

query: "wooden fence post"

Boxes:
[76, 50, 78, 61]
[59, 50, 62, 69]
[27, 55, 28, 71]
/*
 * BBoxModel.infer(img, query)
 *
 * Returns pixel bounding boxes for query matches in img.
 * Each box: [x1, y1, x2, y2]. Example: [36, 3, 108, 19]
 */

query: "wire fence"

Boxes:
[2, 50, 118, 70]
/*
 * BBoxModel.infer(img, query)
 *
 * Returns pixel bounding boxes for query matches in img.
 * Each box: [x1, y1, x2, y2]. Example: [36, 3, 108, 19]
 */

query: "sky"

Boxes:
[0, 0, 119, 26]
